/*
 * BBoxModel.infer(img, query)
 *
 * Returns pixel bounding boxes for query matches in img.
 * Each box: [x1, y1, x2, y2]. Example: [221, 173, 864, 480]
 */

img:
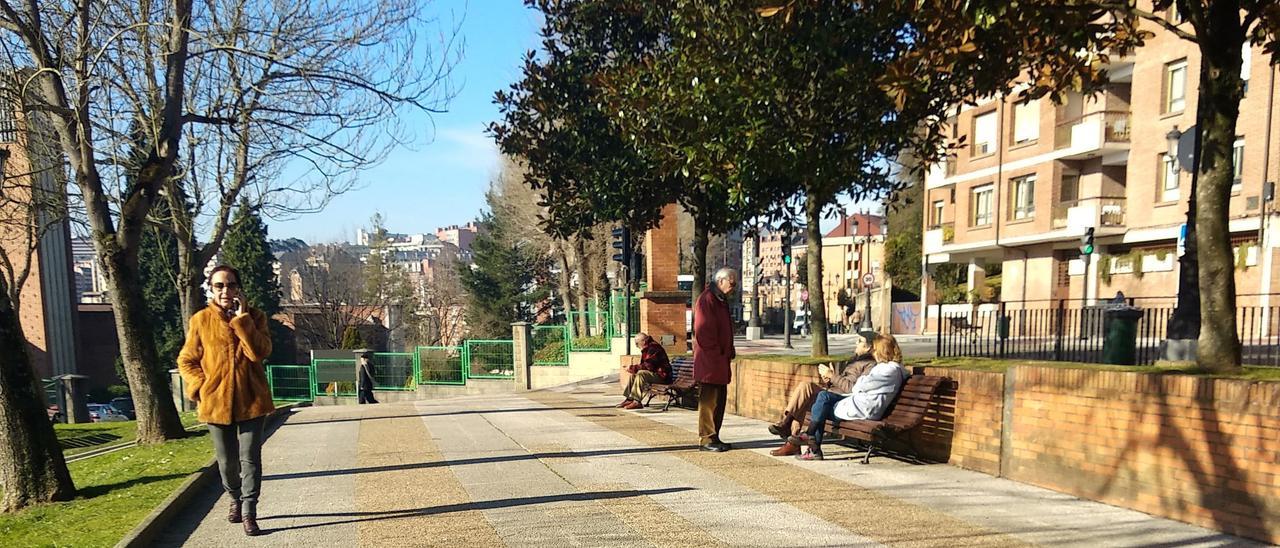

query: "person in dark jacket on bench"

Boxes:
[766, 333, 878, 456]
[617, 332, 671, 410]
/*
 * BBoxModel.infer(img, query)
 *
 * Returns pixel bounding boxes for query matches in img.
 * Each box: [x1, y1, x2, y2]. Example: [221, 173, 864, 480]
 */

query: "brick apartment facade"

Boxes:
[921, 13, 1280, 322]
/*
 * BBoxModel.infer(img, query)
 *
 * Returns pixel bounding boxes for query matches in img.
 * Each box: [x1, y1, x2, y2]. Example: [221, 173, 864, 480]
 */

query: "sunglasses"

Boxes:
[211, 282, 240, 290]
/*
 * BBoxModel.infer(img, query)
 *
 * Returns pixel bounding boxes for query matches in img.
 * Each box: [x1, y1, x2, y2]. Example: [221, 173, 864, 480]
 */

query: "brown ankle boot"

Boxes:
[770, 442, 800, 457]
[243, 514, 261, 536]
[228, 500, 242, 523]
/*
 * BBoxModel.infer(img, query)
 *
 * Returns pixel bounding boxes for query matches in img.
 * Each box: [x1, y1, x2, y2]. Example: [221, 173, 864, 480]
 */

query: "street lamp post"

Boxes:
[1163, 125, 1201, 360]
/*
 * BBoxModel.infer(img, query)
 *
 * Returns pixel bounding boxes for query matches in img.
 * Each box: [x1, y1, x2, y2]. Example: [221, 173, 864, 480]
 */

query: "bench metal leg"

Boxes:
[862, 442, 876, 464]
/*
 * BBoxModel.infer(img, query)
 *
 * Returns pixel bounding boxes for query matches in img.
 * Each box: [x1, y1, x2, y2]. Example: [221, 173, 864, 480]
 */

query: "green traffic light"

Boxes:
[1083, 245, 1093, 255]
[783, 255, 792, 264]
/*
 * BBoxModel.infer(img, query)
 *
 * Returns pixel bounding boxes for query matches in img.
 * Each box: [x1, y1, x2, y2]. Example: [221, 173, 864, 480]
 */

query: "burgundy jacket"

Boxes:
[693, 285, 735, 385]
[636, 340, 672, 383]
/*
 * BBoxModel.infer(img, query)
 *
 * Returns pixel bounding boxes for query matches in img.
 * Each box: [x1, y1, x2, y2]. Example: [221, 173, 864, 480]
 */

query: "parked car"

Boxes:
[109, 397, 136, 420]
[47, 405, 62, 423]
[86, 403, 129, 422]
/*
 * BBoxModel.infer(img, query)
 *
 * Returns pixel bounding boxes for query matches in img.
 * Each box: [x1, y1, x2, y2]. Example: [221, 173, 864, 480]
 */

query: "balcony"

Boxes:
[1052, 198, 1127, 231]
[923, 222, 955, 251]
[1054, 111, 1131, 161]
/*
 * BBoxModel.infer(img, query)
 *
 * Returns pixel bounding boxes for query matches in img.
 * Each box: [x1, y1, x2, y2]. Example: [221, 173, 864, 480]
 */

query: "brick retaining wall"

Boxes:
[726, 358, 1280, 544]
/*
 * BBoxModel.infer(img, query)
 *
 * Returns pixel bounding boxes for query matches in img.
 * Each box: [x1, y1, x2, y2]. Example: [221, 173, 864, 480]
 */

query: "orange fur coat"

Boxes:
[177, 302, 275, 425]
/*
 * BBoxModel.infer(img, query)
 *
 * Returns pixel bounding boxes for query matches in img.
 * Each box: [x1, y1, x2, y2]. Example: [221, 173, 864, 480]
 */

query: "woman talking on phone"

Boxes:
[177, 265, 275, 536]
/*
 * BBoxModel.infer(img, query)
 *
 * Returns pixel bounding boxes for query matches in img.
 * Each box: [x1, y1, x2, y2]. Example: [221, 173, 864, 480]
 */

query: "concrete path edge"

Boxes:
[114, 403, 305, 548]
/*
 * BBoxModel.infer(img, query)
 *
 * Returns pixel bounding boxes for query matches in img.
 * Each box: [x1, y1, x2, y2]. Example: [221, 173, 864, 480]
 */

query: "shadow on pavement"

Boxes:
[263, 443, 703, 481]
[256, 487, 696, 534]
[280, 405, 614, 427]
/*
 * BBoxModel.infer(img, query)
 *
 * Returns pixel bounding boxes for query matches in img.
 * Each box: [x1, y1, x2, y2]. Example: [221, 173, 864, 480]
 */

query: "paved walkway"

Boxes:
[159, 382, 1259, 547]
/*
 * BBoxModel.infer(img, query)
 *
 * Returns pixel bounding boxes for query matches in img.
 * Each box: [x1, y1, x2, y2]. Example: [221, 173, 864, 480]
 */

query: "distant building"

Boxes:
[819, 213, 886, 326]
[436, 222, 479, 259]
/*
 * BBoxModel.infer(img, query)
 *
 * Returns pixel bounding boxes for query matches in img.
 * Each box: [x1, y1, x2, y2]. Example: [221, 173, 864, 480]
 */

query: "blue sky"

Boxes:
[265, 1, 877, 243]
[267, 0, 543, 243]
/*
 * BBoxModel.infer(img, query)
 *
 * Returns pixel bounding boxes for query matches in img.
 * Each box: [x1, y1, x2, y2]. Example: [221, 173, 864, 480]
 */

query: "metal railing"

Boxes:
[532, 325, 569, 366]
[936, 299, 1280, 367]
[466, 340, 515, 379]
[370, 352, 416, 391]
[416, 345, 467, 385]
[1099, 198, 1126, 227]
[267, 365, 315, 401]
[313, 358, 357, 397]
[568, 310, 612, 352]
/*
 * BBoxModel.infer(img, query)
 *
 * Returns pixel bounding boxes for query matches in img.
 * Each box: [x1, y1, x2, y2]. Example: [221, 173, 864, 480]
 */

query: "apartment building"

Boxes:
[820, 213, 885, 325]
[921, 19, 1279, 321]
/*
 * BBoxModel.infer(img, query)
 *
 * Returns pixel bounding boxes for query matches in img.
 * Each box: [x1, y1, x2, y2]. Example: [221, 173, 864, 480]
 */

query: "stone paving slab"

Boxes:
[157, 383, 1263, 547]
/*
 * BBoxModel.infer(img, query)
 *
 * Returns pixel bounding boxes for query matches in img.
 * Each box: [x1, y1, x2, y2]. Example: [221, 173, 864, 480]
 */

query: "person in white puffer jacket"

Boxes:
[789, 334, 909, 460]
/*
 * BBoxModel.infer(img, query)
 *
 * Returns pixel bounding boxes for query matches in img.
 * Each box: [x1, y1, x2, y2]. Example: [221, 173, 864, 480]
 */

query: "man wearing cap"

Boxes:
[765, 332, 878, 456]
[356, 350, 379, 404]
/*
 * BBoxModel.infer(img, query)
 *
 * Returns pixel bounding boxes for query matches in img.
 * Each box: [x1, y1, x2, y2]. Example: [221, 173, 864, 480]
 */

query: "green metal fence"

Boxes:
[466, 340, 515, 378]
[532, 325, 569, 366]
[568, 310, 611, 352]
[609, 293, 640, 338]
[267, 365, 315, 401]
[371, 352, 416, 391]
[313, 358, 357, 397]
[416, 346, 467, 385]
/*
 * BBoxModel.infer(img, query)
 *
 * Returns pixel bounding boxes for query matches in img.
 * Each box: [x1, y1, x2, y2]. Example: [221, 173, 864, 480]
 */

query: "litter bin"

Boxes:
[1102, 306, 1143, 365]
[997, 315, 1011, 339]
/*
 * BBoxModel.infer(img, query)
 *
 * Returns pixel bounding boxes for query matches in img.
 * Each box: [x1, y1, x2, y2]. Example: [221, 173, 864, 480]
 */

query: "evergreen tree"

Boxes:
[222, 200, 291, 362]
[340, 326, 367, 349]
[459, 207, 552, 338]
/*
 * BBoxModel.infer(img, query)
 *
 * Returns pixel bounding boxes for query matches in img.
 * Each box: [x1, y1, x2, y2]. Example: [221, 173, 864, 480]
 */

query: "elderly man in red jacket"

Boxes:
[694, 267, 738, 452]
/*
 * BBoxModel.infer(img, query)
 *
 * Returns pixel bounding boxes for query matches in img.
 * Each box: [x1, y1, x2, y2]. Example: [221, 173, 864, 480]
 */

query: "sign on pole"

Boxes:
[862, 272, 875, 288]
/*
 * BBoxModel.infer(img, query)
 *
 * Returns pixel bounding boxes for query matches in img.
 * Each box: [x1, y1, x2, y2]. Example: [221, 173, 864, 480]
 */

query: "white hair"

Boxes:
[713, 267, 738, 282]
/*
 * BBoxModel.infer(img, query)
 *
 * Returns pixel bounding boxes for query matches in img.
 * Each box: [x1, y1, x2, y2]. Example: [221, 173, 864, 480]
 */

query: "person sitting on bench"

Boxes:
[617, 332, 671, 410]
[788, 334, 909, 461]
[766, 333, 878, 456]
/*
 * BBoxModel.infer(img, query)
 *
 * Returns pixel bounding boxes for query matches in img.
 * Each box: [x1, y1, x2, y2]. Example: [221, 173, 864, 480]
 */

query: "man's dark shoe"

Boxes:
[767, 423, 789, 439]
[228, 500, 242, 523]
[700, 441, 730, 452]
[243, 515, 261, 536]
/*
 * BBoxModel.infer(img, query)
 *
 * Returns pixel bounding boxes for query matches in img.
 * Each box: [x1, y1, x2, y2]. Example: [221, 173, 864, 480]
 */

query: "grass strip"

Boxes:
[913, 356, 1280, 382]
[0, 430, 213, 547]
[55, 411, 201, 457]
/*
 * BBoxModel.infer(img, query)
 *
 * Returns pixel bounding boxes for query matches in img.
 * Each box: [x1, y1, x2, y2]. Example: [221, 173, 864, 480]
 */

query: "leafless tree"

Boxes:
[286, 243, 366, 352]
[0, 101, 75, 510]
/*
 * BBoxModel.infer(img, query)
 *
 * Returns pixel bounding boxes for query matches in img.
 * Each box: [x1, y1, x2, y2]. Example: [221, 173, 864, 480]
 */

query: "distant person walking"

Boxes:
[357, 350, 380, 404]
[177, 265, 274, 536]
[694, 267, 738, 452]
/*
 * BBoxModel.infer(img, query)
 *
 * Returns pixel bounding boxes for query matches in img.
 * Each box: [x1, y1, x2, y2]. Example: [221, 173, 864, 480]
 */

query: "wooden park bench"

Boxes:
[642, 357, 696, 412]
[947, 316, 982, 333]
[801, 374, 948, 463]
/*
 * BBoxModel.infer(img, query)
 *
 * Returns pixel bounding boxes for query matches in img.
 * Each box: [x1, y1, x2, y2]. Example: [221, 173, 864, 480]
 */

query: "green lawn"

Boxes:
[911, 356, 1280, 382]
[56, 411, 201, 457]
[0, 430, 213, 547]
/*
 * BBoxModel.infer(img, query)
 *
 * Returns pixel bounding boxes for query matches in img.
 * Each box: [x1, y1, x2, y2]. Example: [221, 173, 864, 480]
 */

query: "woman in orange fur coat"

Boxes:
[177, 265, 275, 536]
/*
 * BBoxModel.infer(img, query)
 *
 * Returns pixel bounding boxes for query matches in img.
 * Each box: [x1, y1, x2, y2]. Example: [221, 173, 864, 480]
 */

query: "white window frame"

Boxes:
[1232, 138, 1244, 193]
[1165, 59, 1187, 114]
[1161, 153, 1180, 202]
[931, 200, 945, 228]
[1012, 100, 1039, 144]
[971, 184, 993, 227]
[972, 111, 997, 157]
[1241, 44, 1252, 90]
[1010, 175, 1036, 220]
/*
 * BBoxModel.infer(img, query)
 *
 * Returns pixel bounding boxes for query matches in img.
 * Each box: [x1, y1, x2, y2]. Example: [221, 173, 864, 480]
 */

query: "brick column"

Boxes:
[640, 203, 688, 355]
[511, 322, 532, 390]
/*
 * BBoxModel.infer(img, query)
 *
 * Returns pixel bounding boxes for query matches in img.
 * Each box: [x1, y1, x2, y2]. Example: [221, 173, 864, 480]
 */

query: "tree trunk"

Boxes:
[555, 240, 574, 324]
[101, 247, 187, 443]
[571, 235, 589, 336]
[1193, 8, 1245, 371]
[804, 193, 829, 356]
[691, 217, 709, 306]
[0, 281, 75, 512]
[175, 237, 206, 331]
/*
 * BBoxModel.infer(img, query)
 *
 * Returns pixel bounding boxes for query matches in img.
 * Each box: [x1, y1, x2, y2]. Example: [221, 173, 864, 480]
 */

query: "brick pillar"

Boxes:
[640, 204, 688, 355]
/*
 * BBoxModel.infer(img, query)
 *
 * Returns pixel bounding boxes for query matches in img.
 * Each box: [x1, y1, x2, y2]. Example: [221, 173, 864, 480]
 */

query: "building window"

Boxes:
[1232, 138, 1244, 193]
[1164, 59, 1187, 114]
[1160, 153, 1180, 202]
[1060, 174, 1080, 203]
[931, 200, 944, 228]
[971, 184, 993, 226]
[1010, 175, 1035, 220]
[1242, 44, 1252, 93]
[1012, 100, 1039, 144]
[972, 110, 997, 157]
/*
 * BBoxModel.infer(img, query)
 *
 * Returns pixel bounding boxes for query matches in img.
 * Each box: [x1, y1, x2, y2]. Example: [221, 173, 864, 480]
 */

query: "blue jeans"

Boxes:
[805, 390, 842, 450]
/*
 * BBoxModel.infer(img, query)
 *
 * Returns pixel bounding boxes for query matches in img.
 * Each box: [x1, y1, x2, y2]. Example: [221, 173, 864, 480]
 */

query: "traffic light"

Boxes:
[630, 252, 645, 283]
[780, 220, 793, 265]
[611, 226, 631, 264]
[1080, 227, 1095, 256]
